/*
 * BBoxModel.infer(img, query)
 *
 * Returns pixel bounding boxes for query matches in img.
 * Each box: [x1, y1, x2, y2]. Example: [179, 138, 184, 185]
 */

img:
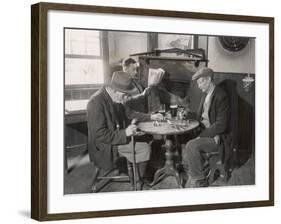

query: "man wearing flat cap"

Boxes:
[182, 67, 230, 187]
[87, 71, 163, 190]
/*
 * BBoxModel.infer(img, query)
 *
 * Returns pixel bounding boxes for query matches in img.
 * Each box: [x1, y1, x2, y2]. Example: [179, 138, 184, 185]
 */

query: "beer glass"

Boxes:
[170, 104, 178, 118]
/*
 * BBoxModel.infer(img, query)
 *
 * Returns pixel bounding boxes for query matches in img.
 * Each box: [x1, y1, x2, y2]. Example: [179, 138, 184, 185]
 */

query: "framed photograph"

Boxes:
[31, 2, 274, 221]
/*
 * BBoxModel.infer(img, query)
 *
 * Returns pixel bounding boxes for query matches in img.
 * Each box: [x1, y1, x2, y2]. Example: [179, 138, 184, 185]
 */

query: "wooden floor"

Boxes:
[64, 148, 255, 194]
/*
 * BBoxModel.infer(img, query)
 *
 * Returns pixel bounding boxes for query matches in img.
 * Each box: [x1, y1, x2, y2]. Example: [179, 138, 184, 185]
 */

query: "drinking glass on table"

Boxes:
[170, 104, 178, 118]
[158, 104, 166, 120]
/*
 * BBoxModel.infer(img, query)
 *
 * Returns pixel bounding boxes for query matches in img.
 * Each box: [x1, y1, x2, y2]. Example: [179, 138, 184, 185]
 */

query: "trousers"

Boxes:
[182, 137, 219, 180]
[117, 141, 151, 163]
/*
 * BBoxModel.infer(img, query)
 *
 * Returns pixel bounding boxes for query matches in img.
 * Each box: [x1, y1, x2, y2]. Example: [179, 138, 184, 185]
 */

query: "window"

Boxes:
[64, 29, 106, 85]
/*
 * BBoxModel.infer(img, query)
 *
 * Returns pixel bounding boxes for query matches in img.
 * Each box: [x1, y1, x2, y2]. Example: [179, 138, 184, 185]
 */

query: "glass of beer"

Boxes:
[170, 104, 178, 118]
[159, 104, 166, 116]
[158, 104, 166, 121]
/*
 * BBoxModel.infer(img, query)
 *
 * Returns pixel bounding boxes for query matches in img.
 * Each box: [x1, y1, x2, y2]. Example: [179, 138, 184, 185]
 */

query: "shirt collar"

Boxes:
[207, 84, 215, 97]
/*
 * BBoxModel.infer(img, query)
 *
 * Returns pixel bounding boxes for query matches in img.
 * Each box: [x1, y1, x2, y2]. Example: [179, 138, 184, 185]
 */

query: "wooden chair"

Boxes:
[91, 137, 138, 193]
[91, 159, 135, 193]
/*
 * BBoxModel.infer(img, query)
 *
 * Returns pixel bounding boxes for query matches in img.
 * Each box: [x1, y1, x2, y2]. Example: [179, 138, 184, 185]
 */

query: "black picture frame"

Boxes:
[31, 2, 274, 221]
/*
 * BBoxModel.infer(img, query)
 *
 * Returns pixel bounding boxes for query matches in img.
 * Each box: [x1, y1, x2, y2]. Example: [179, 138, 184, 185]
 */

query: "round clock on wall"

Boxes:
[218, 36, 250, 52]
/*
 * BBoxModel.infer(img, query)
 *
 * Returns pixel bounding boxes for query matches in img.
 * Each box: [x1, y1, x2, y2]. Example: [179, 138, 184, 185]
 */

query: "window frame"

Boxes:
[64, 29, 109, 87]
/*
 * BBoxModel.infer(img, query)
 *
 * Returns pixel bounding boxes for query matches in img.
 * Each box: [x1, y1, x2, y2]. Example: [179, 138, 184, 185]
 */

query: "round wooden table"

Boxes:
[138, 119, 199, 188]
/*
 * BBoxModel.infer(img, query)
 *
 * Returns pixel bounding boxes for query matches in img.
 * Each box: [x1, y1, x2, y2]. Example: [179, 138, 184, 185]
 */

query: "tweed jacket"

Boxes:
[87, 87, 151, 170]
[197, 86, 232, 161]
[197, 86, 230, 137]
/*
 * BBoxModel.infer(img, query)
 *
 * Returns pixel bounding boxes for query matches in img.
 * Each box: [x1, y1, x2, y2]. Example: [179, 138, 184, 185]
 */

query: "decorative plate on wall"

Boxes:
[218, 36, 250, 52]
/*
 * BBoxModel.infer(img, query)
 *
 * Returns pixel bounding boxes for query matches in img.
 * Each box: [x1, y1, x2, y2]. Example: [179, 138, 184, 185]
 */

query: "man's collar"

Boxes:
[104, 86, 114, 103]
[207, 83, 215, 95]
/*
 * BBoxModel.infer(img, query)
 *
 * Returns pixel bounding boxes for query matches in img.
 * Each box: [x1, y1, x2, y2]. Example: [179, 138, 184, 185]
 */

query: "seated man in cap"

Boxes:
[182, 67, 230, 187]
[87, 71, 163, 190]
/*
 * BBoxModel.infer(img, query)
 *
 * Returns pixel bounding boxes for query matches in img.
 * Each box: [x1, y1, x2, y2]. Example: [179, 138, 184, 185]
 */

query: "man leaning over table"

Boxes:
[87, 71, 163, 190]
[182, 67, 230, 188]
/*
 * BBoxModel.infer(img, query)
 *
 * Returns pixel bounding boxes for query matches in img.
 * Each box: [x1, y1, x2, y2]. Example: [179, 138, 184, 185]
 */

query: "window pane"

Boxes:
[65, 29, 101, 56]
[65, 58, 104, 85]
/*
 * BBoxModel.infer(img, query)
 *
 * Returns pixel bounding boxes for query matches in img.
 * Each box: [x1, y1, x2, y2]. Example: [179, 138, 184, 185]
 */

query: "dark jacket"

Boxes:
[125, 79, 147, 113]
[87, 87, 151, 170]
[197, 86, 232, 161]
[197, 86, 230, 138]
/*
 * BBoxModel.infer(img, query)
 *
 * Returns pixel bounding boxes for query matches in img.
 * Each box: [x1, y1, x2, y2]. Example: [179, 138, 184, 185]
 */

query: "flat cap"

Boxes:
[192, 67, 214, 81]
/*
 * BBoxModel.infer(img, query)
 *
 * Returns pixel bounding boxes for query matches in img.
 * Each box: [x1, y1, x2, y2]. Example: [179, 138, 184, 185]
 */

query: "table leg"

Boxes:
[149, 138, 183, 188]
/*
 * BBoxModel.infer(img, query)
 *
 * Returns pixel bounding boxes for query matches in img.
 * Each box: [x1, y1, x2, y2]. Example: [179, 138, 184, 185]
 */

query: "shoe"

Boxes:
[185, 176, 208, 188]
[142, 182, 152, 190]
[136, 181, 144, 190]
[211, 176, 228, 186]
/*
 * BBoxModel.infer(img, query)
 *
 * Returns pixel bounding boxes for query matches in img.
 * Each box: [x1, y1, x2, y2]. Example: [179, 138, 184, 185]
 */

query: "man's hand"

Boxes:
[214, 135, 220, 145]
[165, 113, 172, 120]
[142, 87, 152, 97]
[151, 113, 164, 121]
[125, 124, 138, 137]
